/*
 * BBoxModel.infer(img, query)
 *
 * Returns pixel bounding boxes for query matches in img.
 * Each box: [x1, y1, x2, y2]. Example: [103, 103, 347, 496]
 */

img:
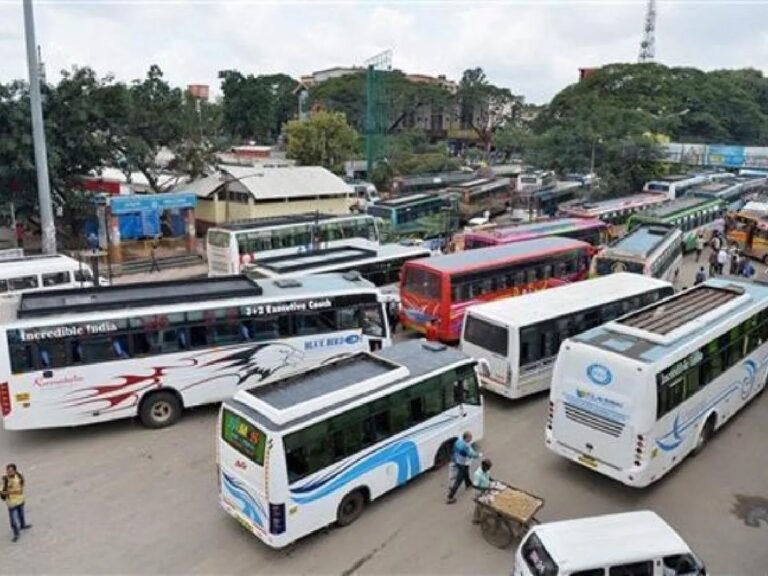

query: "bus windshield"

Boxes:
[595, 257, 644, 275]
[222, 409, 267, 465]
[403, 268, 441, 299]
[208, 230, 232, 248]
[464, 315, 508, 357]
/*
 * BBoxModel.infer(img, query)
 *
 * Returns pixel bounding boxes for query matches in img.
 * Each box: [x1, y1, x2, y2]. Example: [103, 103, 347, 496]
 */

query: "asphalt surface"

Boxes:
[2, 251, 767, 575]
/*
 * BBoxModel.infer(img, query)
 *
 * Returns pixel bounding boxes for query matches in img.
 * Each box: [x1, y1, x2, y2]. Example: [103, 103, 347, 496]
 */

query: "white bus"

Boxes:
[206, 213, 381, 276]
[644, 174, 709, 200]
[218, 340, 484, 548]
[514, 511, 706, 576]
[245, 243, 431, 287]
[0, 274, 391, 430]
[546, 279, 768, 487]
[0, 253, 101, 297]
[461, 274, 673, 399]
[591, 225, 682, 282]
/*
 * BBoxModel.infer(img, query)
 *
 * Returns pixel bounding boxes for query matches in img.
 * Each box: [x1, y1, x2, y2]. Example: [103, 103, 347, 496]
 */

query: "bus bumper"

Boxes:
[544, 435, 650, 488]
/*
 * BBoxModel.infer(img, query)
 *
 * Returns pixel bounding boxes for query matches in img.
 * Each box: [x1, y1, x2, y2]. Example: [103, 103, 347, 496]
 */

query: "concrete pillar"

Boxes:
[108, 210, 122, 263]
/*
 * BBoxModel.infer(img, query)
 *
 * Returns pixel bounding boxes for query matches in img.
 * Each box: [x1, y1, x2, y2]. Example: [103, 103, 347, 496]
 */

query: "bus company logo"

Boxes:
[586, 364, 612, 386]
[344, 334, 361, 345]
[304, 334, 359, 350]
[21, 321, 119, 342]
[33, 374, 84, 389]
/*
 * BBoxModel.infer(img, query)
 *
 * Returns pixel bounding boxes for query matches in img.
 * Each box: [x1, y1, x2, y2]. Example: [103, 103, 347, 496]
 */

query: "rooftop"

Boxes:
[642, 196, 718, 218]
[409, 236, 588, 274]
[533, 512, 688, 568]
[215, 212, 369, 232]
[575, 278, 768, 363]
[471, 218, 605, 240]
[609, 224, 676, 257]
[236, 340, 471, 430]
[221, 165, 352, 200]
[560, 192, 668, 213]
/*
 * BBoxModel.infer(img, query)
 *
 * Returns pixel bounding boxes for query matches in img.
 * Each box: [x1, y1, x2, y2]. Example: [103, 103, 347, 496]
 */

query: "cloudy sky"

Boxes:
[1, 0, 767, 104]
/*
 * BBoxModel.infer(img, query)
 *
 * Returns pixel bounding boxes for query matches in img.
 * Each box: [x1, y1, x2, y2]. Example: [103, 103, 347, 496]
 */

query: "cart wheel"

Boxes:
[481, 513, 514, 549]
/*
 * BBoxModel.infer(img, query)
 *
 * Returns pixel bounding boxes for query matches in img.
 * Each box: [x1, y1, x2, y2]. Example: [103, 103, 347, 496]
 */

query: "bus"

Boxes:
[463, 218, 608, 250]
[446, 177, 512, 222]
[366, 193, 458, 241]
[217, 339, 484, 548]
[245, 243, 431, 287]
[546, 278, 768, 487]
[517, 170, 556, 191]
[644, 174, 709, 200]
[726, 209, 768, 263]
[206, 213, 381, 276]
[591, 225, 682, 282]
[399, 237, 592, 342]
[391, 171, 475, 195]
[0, 254, 102, 297]
[0, 274, 391, 430]
[626, 196, 725, 252]
[558, 193, 669, 227]
[531, 183, 583, 217]
[461, 274, 673, 399]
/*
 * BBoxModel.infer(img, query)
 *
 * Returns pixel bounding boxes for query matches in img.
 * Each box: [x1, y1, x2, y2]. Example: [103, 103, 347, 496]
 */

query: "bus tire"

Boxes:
[139, 390, 183, 429]
[433, 439, 456, 470]
[693, 415, 716, 456]
[336, 489, 366, 527]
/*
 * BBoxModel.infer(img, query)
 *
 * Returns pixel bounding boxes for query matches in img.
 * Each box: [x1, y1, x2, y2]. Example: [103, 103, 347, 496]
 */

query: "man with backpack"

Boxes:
[1, 463, 31, 542]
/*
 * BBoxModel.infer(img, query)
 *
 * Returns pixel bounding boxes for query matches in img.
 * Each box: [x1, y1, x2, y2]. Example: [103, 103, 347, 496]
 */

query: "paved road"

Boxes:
[2, 252, 768, 574]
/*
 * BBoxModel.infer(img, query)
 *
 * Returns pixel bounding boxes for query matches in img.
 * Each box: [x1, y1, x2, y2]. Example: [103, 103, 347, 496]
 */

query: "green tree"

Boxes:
[457, 67, 524, 158]
[284, 111, 359, 171]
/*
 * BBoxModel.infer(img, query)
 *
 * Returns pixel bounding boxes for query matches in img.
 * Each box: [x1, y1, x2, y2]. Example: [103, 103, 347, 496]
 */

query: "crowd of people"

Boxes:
[694, 229, 756, 285]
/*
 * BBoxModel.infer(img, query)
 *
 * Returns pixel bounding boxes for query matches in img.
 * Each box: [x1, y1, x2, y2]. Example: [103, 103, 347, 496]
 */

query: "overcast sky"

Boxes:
[1, 1, 767, 104]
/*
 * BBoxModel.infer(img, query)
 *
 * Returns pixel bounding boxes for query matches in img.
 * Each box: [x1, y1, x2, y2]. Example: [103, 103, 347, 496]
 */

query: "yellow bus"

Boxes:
[726, 210, 768, 263]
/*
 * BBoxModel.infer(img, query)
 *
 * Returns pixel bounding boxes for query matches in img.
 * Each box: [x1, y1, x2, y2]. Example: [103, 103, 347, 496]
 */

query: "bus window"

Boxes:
[362, 305, 384, 337]
[404, 268, 441, 299]
[0, 279, 7, 293]
[9, 342, 34, 373]
[9, 276, 38, 291]
[80, 337, 113, 364]
[42, 272, 70, 287]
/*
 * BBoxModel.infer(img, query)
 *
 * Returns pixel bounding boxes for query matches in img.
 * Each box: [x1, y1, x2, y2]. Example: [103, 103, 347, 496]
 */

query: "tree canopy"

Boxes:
[284, 111, 359, 172]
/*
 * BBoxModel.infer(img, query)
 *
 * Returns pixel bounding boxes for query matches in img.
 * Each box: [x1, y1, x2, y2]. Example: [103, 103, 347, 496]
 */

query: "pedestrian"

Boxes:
[708, 249, 718, 277]
[471, 458, 493, 524]
[729, 246, 739, 275]
[446, 431, 480, 504]
[149, 239, 161, 274]
[1, 463, 30, 543]
[711, 232, 721, 253]
[742, 260, 756, 279]
[87, 231, 99, 252]
[717, 247, 728, 275]
[14, 222, 24, 250]
[695, 266, 707, 285]
[695, 233, 704, 263]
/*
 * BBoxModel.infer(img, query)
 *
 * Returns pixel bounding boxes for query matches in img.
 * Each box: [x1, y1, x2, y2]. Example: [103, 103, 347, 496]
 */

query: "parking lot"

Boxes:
[2, 253, 768, 574]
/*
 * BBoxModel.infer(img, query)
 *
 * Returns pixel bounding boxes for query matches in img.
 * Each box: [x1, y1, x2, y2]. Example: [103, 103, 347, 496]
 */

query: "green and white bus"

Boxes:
[626, 196, 725, 252]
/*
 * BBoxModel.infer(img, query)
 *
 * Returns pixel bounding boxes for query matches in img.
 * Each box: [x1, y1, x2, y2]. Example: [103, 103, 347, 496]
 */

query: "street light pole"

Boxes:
[23, 0, 56, 254]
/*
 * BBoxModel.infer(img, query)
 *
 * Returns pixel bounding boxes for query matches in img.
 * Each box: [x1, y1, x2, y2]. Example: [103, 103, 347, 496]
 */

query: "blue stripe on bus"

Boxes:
[222, 472, 266, 527]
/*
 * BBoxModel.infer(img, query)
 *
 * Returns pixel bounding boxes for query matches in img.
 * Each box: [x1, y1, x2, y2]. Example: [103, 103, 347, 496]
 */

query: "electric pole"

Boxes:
[23, 0, 57, 254]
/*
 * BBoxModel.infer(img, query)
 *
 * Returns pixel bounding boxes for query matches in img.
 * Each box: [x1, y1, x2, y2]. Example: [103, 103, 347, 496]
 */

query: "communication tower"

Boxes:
[364, 50, 392, 177]
[638, 0, 657, 63]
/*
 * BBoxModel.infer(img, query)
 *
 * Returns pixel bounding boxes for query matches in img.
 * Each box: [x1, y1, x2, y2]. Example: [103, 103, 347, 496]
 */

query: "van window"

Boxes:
[663, 554, 705, 575]
[521, 533, 558, 576]
[8, 276, 38, 291]
[608, 561, 653, 576]
[42, 271, 70, 287]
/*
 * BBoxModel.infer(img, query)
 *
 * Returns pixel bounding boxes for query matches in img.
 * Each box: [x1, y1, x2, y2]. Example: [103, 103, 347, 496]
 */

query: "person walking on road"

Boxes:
[695, 233, 704, 262]
[472, 458, 493, 524]
[708, 249, 718, 277]
[717, 247, 728, 275]
[1, 464, 31, 543]
[446, 431, 479, 504]
[695, 266, 707, 285]
[149, 239, 161, 274]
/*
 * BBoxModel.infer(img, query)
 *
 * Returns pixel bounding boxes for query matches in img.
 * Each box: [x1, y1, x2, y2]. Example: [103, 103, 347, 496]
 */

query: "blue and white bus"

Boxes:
[217, 339, 484, 547]
[547, 279, 768, 487]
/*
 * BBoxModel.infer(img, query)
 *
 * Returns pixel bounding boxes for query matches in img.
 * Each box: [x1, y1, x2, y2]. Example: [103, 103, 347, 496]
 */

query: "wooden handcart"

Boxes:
[474, 480, 544, 549]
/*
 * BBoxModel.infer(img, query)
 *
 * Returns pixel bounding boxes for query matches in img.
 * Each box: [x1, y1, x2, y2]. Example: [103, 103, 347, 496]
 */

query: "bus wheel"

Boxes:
[337, 490, 366, 527]
[139, 391, 182, 429]
[693, 415, 716, 456]
[433, 439, 456, 470]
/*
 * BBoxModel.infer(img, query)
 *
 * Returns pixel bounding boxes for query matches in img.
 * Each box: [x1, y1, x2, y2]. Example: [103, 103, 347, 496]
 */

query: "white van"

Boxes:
[513, 511, 706, 576]
[0, 253, 103, 297]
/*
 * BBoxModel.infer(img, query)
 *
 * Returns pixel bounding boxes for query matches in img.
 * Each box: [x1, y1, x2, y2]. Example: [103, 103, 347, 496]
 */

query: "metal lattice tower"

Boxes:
[638, 0, 656, 63]
[364, 49, 392, 176]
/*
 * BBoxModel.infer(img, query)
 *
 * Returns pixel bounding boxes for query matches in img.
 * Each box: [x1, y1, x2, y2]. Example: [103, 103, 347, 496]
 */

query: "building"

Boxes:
[180, 166, 353, 230]
[80, 167, 181, 195]
[299, 66, 363, 87]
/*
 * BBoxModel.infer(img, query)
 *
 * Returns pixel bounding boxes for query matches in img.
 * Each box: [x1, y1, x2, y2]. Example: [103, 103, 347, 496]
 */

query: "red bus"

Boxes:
[399, 237, 593, 342]
[463, 217, 608, 250]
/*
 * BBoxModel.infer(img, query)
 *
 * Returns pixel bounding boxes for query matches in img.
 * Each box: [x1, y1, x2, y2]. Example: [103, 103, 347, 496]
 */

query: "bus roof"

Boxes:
[235, 340, 471, 430]
[374, 193, 443, 208]
[213, 213, 368, 232]
[469, 218, 605, 242]
[640, 196, 720, 219]
[248, 243, 429, 275]
[0, 253, 84, 275]
[607, 225, 677, 258]
[16, 273, 374, 319]
[467, 273, 671, 328]
[559, 193, 667, 216]
[574, 279, 768, 363]
[409, 237, 589, 274]
[531, 511, 689, 568]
